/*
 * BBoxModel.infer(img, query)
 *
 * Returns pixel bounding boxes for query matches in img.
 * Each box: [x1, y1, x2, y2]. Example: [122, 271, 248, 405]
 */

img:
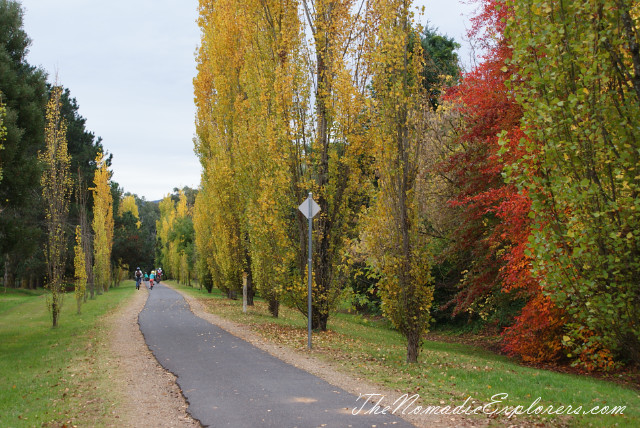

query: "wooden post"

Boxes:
[242, 272, 248, 314]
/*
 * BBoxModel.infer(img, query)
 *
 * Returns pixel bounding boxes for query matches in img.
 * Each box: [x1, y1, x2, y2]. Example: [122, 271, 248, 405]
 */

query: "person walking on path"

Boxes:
[144, 273, 149, 289]
[134, 267, 142, 290]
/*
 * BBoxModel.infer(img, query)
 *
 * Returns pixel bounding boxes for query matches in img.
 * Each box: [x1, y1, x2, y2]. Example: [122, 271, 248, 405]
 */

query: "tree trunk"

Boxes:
[243, 241, 255, 305]
[312, 10, 332, 333]
[3, 255, 9, 291]
[246, 268, 254, 306]
[51, 302, 59, 328]
[87, 279, 94, 299]
[312, 304, 329, 331]
[406, 330, 420, 363]
[4, 255, 13, 288]
[268, 297, 279, 318]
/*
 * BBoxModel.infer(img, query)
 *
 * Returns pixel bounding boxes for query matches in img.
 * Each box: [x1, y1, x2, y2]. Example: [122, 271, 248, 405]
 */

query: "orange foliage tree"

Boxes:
[443, 0, 566, 363]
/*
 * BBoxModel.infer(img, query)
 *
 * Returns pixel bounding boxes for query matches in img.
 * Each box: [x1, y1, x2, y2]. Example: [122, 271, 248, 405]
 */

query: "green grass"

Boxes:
[170, 280, 640, 427]
[0, 282, 135, 427]
[0, 288, 46, 316]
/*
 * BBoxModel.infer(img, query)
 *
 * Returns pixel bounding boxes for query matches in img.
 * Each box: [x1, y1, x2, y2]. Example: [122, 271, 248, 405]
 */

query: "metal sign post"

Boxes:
[298, 192, 320, 350]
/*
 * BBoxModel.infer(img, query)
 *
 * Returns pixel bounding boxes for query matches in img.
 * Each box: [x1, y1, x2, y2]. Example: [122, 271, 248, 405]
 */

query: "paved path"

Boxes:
[138, 283, 414, 428]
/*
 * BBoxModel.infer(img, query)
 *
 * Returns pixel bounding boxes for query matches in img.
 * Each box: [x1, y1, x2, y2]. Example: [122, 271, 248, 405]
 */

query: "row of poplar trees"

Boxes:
[194, 0, 451, 363]
[39, 89, 157, 326]
[156, 188, 197, 286]
[194, 0, 640, 368]
[40, 86, 115, 326]
[0, 0, 121, 327]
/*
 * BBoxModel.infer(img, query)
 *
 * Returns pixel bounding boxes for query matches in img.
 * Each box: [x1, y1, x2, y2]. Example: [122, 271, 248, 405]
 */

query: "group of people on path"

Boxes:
[134, 267, 163, 290]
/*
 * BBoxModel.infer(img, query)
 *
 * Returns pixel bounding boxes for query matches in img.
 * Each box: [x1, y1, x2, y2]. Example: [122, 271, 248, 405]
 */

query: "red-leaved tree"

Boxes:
[443, 0, 566, 362]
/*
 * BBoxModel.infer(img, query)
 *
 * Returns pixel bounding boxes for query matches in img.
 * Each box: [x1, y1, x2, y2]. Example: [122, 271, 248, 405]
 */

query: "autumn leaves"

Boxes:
[194, 0, 441, 362]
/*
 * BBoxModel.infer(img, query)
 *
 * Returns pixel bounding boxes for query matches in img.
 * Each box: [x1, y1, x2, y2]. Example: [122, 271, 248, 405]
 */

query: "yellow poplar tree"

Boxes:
[202, 155, 245, 297]
[40, 86, 72, 327]
[175, 190, 191, 284]
[195, 0, 316, 311]
[194, 0, 252, 299]
[297, 0, 377, 329]
[194, 0, 377, 327]
[73, 225, 87, 314]
[233, 0, 308, 316]
[91, 152, 114, 293]
[156, 194, 176, 278]
[156, 192, 194, 284]
[119, 194, 141, 228]
[194, 184, 221, 290]
[76, 171, 95, 300]
[361, 0, 434, 363]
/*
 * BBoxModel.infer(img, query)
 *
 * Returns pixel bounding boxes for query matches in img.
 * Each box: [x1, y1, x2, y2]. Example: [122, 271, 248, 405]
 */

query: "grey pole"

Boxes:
[307, 192, 313, 350]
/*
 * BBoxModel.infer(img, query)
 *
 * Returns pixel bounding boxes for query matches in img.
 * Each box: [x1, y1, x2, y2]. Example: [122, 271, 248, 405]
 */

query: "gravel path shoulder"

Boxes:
[106, 286, 200, 427]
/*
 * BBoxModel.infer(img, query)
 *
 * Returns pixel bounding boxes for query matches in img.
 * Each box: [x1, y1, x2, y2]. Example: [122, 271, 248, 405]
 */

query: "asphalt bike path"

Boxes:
[138, 282, 414, 428]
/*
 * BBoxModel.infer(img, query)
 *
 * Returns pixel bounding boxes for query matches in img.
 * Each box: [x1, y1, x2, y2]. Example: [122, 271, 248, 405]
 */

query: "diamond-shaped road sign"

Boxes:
[298, 196, 321, 219]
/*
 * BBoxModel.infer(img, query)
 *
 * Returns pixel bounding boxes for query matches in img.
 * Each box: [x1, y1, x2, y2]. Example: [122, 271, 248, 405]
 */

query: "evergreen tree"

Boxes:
[421, 25, 460, 109]
[0, 0, 48, 288]
[0, 99, 6, 181]
[137, 196, 159, 271]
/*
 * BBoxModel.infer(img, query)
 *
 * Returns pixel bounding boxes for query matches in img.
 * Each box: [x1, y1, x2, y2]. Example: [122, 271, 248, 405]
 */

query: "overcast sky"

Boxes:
[19, 0, 477, 201]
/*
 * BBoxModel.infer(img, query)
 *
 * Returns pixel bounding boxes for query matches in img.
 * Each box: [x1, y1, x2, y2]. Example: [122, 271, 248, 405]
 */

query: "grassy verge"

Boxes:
[169, 280, 639, 427]
[0, 282, 135, 427]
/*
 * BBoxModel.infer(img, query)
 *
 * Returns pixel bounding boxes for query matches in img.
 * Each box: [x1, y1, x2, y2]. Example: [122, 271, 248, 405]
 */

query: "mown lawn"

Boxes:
[0, 282, 135, 427]
[169, 280, 640, 427]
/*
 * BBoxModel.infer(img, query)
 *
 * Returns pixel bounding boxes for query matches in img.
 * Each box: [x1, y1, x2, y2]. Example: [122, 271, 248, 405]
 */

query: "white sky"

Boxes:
[19, 0, 477, 201]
